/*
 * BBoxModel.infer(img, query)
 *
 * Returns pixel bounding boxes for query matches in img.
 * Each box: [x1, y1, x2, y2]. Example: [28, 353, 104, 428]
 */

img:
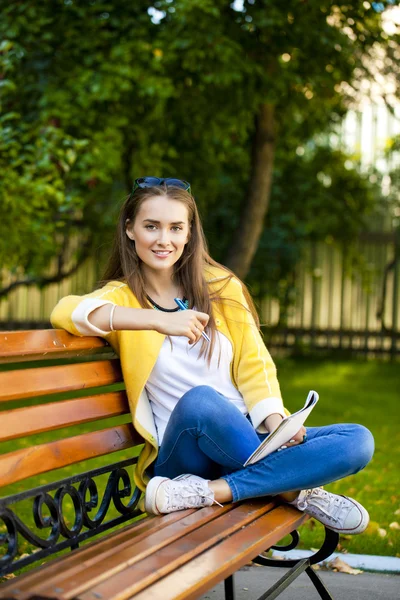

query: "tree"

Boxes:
[153, 0, 400, 277]
[0, 0, 172, 292]
[0, 0, 399, 296]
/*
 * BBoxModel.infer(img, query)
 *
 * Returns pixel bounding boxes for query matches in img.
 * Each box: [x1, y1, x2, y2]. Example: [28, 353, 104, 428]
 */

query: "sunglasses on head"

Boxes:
[132, 177, 191, 194]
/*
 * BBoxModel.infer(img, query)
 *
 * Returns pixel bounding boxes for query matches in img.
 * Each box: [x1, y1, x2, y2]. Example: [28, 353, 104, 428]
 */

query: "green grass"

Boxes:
[0, 357, 399, 579]
[275, 357, 400, 558]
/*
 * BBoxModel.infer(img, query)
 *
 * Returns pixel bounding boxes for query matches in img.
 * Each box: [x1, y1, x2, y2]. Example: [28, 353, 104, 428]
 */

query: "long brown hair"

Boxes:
[101, 184, 260, 362]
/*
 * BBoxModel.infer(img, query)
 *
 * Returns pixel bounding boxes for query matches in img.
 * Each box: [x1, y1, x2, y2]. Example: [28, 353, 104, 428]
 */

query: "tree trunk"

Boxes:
[225, 103, 275, 280]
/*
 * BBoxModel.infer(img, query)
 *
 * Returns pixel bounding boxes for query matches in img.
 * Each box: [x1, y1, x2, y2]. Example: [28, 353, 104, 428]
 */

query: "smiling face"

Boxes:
[126, 195, 190, 277]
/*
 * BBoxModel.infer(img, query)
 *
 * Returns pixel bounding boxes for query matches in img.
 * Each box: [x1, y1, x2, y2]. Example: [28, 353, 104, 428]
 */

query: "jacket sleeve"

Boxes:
[50, 282, 128, 338]
[227, 278, 287, 433]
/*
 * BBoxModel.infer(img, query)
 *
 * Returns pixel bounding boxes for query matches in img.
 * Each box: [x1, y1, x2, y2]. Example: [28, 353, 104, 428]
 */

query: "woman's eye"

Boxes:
[144, 225, 182, 231]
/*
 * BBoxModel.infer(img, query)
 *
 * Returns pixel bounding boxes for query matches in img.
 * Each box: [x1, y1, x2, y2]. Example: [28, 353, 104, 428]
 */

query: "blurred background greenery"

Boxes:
[1, 0, 400, 306]
[0, 0, 400, 565]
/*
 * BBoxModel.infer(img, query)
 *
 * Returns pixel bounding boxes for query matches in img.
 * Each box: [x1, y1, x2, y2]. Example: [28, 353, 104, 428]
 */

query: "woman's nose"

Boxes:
[157, 229, 170, 244]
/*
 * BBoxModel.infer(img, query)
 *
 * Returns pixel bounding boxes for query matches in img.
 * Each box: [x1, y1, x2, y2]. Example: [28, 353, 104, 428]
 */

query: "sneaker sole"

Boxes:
[144, 476, 169, 515]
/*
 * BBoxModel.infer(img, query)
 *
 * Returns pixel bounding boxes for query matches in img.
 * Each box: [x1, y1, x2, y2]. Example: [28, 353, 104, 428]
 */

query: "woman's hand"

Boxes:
[264, 413, 307, 449]
[153, 309, 210, 344]
[282, 425, 307, 447]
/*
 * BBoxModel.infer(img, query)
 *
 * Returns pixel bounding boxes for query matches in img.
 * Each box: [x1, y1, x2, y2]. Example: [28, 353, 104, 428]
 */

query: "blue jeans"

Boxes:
[153, 386, 374, 502]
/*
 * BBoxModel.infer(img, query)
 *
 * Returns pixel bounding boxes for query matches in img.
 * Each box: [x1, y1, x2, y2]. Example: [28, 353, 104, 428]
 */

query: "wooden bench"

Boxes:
[0, 329, 339, 600]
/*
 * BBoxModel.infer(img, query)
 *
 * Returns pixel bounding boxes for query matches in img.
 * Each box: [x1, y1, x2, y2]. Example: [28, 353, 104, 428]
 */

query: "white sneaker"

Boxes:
[290, 488, 369, 535]
[145, 474, 216, 515]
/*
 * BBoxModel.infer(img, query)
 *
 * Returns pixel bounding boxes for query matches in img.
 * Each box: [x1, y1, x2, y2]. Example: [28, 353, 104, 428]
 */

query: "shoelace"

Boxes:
[301, 489, 353, 524]
[173, 474, 224, 507]
[166, 480, 222, 510]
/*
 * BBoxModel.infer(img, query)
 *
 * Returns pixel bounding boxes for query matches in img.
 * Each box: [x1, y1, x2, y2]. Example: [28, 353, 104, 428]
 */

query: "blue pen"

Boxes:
[174, 298, 211, 342]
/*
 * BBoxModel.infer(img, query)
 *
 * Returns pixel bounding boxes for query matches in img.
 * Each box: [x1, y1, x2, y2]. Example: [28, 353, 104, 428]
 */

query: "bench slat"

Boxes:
[7, 506, 236, 600]
[131, 505, 308, 600]
[0, 511, 196, 597]
[41, 503, 273, 599]
[0, 359, 123, 401]
[0, 392, 130, 441]
[0, 330, 109, 363]
[0, 424, 141, 486]
[75, 502, 281, 600]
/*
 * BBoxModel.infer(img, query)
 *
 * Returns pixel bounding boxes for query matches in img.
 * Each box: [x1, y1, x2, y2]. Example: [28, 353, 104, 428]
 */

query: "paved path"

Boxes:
[200, 564, 400, 599]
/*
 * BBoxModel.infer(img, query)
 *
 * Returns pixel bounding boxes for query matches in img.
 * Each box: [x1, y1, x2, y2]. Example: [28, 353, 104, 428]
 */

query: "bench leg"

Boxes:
[306, 566, 334, 600]
[256, 558, 309, 600]
[251, 559, 334, 600]
[224, 574, 235, 600]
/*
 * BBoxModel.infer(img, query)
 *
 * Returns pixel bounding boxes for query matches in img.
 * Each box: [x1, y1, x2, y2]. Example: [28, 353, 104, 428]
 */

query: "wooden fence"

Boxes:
[259, 231, 399, 358]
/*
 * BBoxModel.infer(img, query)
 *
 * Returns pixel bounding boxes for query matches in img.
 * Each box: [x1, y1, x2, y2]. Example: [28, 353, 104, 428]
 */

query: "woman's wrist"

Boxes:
[110, 306, 159, 332]
[264, 413, 284, 433]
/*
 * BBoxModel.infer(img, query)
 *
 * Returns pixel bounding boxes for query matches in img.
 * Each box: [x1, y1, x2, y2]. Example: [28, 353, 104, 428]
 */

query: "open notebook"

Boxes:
[244, 390, 319, 466]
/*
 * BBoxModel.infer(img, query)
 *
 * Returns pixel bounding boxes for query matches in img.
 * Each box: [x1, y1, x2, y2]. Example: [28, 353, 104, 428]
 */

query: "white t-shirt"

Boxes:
[146, 331, 246, 444]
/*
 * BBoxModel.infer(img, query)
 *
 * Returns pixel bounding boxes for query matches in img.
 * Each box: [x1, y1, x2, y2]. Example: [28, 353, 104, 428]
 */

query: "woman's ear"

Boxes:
[125, 219, 135, 241]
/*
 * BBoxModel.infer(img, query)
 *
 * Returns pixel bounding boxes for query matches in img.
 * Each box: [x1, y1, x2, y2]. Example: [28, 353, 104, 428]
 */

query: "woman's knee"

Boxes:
[354, 424, 375, 469]
[344, 424, 375, 472]
[178, 385, 223, 419]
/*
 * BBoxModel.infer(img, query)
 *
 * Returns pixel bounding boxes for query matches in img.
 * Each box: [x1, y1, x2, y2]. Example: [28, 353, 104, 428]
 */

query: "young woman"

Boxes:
[51, 177, 374, 534]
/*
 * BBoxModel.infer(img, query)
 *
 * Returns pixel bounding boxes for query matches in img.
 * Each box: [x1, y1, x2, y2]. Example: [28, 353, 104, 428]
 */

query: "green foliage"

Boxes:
[0, 118, 88, 273]
[0, 0, 173, 279]
[0, 0, 399, 293]
[383, 134, 400, 230]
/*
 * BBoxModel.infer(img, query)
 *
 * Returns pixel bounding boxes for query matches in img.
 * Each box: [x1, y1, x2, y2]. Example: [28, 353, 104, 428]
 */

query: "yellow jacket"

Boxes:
[50, 265, 286, 491]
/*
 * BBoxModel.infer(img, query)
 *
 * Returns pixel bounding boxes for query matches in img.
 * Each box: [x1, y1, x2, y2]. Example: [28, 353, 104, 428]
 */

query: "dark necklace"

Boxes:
[146, 294, 189, 312]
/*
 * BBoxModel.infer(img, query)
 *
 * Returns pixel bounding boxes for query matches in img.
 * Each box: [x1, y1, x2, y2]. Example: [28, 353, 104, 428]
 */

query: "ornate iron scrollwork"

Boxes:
[0, 458, 141, 576]
[270, 530, 300, 552]
[253, 526, 339, 568]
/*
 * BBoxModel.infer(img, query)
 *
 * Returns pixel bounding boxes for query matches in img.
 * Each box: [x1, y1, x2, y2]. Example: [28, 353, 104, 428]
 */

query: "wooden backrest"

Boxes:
[0, 330, 143, 489]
